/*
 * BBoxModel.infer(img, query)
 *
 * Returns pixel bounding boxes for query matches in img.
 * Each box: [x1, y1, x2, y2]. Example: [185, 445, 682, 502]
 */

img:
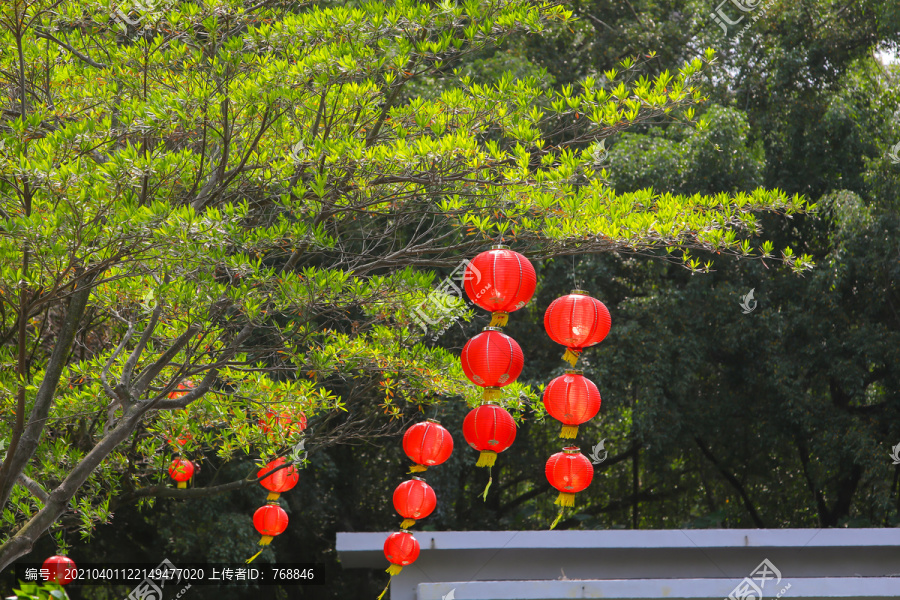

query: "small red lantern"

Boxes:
[167, 380, 194, 400]
[383, 530, 420, 576]
[544, 291, 611, 366]
[462, 404, 517, 467]
[460, 328, 524, 401]
[259, 409, 307, 439]
[393, 478, 436, 529]
[402, 420, 453, 473]
[545, 447, 594, 507]
[543, 371, 602, 439]
[463, 246, 536, 326]
[258, 457, 299, 501]
[247, 503, 289, 563]
[42, 555, 76, 585]
[168, 457, 194, 488]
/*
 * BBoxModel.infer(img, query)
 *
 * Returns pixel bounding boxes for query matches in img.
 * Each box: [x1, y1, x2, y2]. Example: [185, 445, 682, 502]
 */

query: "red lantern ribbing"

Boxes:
[544, 291, 611, 366]
[168, 458, 194, 488]
[383, 530, 420, 575]
[543, 371, 602, 439]
[463, 246, 536, 326]
[246, 504, 289, 563]
[393, 478, 436, 529]
[546, 447, 594, 518]
[258, 457, 299, 501]
[42, 556, 76, 585]
[462, 403, 517, 468]
[460, 328, 524, 401]
[402, 420, 453, 473]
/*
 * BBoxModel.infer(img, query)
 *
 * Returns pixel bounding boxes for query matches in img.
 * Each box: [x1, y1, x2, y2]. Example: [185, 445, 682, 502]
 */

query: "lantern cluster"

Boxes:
[246, 408, 307, 563]
[541, 290, 611, 527]
[379, 421, 453, 599]
[166, 381, 196, 487]
[459, 247, 534, 480]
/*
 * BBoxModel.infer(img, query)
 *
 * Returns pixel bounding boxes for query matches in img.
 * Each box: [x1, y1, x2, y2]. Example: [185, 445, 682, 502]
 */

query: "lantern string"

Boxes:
[377, 579, 392, 600]
[550, 506, 565, 530]
[482, 468, 492, 502]
[245, 548, 265, 564]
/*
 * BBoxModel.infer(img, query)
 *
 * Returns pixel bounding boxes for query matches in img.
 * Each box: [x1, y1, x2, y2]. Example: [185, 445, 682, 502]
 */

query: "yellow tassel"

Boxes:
[550, 507, 565, 530]
[476, 450, 497, 467]
[560, 425, 578, 439]
[482, 388, 501, 402]
[482, 472, 492, 502]
[246, 549, 265, 564]
[562, 348, 581, 366]
[489, 312, 509, 327]
[386, 564, 403, 576]
[555, 492, 575, 507]
[266, 492, 280, 501]
[177, 481, 187, 489]
[400, 519, 416, 529]
[409, 464, 427, 473]
[377, 580, 392, 600]
[259, 535, 274, 546]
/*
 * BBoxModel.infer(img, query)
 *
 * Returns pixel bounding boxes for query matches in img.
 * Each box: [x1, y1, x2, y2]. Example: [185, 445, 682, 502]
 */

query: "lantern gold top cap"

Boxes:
[411, 476, 425, 482]
[491, 244, 510, 250]
[482, 326, 504, 332]
[425, 418, 442, 424]
[570, 289, 590, 296]
[562, 446, 581, 454]
[564, 369, 584, 375]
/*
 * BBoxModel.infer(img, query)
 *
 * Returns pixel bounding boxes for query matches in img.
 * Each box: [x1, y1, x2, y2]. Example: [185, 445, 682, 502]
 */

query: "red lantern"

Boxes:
[462, 404, 517, 467]
[393, 478, 436, 529]
[460, 328, 524, 400]
[543, 371, 602, 439]
[259, 409, 307, 439]
[167, 380, 194, 400]
[247, 503, 289, 563]
[383, 530, 420, 576]
[258, 457, 299, 501]
[402, 420, 453, 473]
[42, 555, 76, 585]
[463, 246, 536, 326]
[168, 458, 194, 488]
[544, 291, 611, 366]
[545, 447, 594, 507]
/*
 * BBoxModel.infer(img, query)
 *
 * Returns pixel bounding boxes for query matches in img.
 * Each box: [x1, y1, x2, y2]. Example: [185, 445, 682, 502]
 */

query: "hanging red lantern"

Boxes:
[259, 409, 307, 439]
[167, 380, 194, 400]
[247, 503, 289, 563]
[258, 457, 299, 501]
[383, 530, 420, 576]
[545, 447, 594, 507]
[42, 555, 76, 585]
[393, 478, 436, 529]
[460, 328, 524, 401]
[544, 291, 611, 366]
[543, 371, 602, 439]
[402, 420, 453, 473]
[462, 404, 517, 468]
[168, 457, 194, 488]
[463, 246, 536, 326]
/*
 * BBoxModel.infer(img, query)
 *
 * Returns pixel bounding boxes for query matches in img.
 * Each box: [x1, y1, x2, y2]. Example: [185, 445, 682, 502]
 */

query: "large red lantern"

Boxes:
[393, 478, 436, 529]
[402, 420, 453, 473]
[463, 246, 536, 326]
[462, 404, 517, 467]
[543, 371, 602, 439]
[258, 457, 299, 501]
[544, 291, 611, 366]
[168, 457, 194, 488]
[42, 555, 76, 585]
[460, 328, 524, 401]
[247, 503, 289, 563]
[545, 447, 594, 507]
[383, 530, 420, 575]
